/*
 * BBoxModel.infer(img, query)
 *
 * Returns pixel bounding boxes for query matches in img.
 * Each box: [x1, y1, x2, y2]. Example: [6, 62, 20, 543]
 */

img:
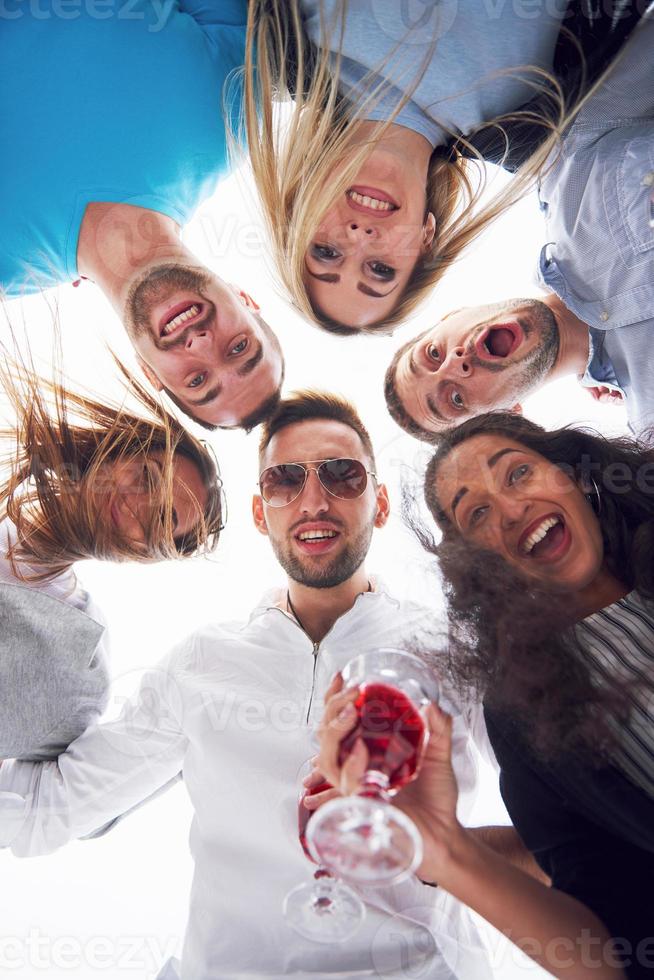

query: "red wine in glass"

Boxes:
[337, 683, 426, 791]
[306, 649, 439, 886]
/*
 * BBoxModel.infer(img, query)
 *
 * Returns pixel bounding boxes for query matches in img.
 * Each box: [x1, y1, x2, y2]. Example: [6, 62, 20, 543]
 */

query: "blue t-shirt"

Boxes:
[0, 0, 247, 297]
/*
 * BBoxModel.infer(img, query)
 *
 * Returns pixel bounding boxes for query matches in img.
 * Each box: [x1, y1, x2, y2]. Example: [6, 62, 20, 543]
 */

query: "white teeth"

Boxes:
[298, 530, 337, 541]
[162, 304, 199, 335]
[522, 516, 561, 555]
[347, 190, 394, 211]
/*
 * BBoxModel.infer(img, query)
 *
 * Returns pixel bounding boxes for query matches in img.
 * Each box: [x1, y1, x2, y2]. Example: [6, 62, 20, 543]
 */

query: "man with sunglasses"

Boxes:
[0, 391, 522, 979]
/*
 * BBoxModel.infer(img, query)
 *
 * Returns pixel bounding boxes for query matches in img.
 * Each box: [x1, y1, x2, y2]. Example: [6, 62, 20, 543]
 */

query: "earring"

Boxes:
[585, 475, 602, 515]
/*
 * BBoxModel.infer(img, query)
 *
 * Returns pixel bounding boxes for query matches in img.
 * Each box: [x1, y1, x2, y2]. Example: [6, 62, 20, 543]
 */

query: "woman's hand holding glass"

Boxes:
[312, 671, 463, 888]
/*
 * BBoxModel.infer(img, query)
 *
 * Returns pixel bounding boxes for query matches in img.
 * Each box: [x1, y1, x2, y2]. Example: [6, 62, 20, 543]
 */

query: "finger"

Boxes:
[317, 699, 358, 784]
[321, 686, 359, 728]
[323, 671, 343, 703]
[425, 704, 453, 762]
[303, 787, 341, 809]
[339, 737, 369, 795]
[302, 767, 326, 789]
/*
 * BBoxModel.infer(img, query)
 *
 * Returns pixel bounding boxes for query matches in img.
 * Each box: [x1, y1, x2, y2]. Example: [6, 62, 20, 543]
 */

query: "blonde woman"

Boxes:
[244, 0, 641, 335]
[0, 358, 224, 762]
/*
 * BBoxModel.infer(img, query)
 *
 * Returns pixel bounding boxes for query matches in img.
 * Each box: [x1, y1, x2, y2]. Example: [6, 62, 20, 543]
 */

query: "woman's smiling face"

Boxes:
[434, 434, 605, 593]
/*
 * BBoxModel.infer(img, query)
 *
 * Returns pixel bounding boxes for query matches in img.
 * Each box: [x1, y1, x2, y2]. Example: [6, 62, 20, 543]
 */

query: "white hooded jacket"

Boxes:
[0, 584, 494, 979]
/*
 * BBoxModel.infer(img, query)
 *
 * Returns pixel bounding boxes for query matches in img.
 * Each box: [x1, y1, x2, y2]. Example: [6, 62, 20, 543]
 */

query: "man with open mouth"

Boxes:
[1, 0, 284, 431]
[385, 11, 654, 443]
[385, 287, 640, 442]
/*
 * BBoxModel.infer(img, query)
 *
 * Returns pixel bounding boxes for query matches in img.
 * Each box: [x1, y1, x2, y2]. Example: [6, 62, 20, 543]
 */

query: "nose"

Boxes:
[184, 329, 211, 353]
[115, 492, 148, 544]
[499, 495, 530, 532]
[345, 221, 379, 243]
[440, 346, 472, 378]
[298, 468, 330, 514]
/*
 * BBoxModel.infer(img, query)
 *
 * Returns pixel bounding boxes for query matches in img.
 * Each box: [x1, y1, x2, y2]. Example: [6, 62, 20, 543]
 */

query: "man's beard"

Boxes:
[509, 299, 560, 398]
[124, 264, 211, 343]
[270, 521, 375, 589]
[469, 298, 560, 401]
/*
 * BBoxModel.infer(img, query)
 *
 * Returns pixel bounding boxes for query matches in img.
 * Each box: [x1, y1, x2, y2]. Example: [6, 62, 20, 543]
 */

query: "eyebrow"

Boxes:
[237, 342, 263, 377]
[188, 383, 223, 407]
[450, 448, 522, 517]
[306, 269, 398, 299]
[426, 394, 450, 424]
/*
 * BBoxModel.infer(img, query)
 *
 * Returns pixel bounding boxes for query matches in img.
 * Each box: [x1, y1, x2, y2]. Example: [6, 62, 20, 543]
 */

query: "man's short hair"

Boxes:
[162, 313, 285, 432]
[258, 390, 376, 468]
[384, 338, 441, 443]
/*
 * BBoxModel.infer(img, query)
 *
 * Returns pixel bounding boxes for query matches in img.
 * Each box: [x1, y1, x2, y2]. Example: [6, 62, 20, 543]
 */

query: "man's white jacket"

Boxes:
[0, 584, 494, 979]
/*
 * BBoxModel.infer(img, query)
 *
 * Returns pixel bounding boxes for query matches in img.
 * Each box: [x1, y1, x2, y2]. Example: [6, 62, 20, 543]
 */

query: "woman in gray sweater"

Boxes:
[0, 358, 225, 761]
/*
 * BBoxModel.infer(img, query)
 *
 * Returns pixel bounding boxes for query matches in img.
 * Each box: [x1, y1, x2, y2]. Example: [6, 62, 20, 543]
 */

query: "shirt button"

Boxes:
[643, 172, 654, 187]
[600, 311, 609, 322]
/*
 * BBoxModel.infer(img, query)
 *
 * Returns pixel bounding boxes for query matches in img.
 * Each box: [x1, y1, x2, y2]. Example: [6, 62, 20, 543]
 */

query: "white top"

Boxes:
[0, 585, 495, 980]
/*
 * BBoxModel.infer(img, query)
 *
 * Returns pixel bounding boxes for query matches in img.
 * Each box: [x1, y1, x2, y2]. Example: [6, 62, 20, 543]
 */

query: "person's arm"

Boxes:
[0, 652, 188, 856]
[467, 825, 551, 884]
[315, 680, 625, 980]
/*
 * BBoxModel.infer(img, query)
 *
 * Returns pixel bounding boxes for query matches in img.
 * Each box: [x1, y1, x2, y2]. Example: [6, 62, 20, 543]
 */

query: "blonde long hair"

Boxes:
[241, 1, 580, 334]
[0, 351, 224, 581]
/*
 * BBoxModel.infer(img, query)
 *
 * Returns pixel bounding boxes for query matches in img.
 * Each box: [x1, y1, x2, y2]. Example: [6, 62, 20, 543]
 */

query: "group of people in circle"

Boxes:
[1, 1, 654, 978]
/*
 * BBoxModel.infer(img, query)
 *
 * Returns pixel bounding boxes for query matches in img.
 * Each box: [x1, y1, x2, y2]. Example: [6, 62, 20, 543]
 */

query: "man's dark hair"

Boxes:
[258, 390, 376, 468]
[384, 337, 441, 443]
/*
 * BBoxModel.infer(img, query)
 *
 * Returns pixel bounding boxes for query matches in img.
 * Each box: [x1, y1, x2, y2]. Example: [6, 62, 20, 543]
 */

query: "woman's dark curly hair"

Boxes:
[412, 411, 654, 763]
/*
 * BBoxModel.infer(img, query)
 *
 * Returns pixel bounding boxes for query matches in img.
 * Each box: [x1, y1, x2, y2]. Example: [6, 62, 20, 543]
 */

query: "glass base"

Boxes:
[283, 878, 365, 943]
[305, 796, 423, 885]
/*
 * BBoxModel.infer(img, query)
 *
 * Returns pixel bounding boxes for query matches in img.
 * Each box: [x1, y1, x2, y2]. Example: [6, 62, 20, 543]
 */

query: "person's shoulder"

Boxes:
[168, 608, 270, 672]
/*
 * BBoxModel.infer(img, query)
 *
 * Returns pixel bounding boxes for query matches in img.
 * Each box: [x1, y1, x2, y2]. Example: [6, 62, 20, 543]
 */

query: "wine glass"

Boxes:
[305, 648, 439, 886]
[283, 760, 366, 942]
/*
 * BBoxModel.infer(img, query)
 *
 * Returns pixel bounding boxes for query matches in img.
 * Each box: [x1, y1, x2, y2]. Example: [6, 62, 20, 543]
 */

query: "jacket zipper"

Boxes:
[305, 640, 320, 725]
[270, 607, 338, 725]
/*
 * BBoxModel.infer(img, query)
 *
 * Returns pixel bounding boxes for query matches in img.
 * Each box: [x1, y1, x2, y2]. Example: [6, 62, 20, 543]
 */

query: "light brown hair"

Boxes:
[0, 353, 225, 582]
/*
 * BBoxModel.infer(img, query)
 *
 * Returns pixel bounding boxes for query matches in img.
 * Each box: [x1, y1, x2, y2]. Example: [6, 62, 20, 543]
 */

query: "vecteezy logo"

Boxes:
[370, 905, 448, 979]
[371, 0, 459, 44]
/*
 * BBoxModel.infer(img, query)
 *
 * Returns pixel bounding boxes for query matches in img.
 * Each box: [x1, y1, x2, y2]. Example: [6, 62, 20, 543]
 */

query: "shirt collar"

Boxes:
[246, 576, 398, 626]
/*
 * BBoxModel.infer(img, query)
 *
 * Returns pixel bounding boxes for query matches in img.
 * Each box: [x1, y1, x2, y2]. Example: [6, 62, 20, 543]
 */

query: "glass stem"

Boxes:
[312, 870, 336, 912]
[358, 769, 391, 802]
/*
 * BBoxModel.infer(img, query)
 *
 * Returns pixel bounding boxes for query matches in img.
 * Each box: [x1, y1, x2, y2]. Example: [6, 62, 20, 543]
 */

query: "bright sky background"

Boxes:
[0, 156, 629, 979]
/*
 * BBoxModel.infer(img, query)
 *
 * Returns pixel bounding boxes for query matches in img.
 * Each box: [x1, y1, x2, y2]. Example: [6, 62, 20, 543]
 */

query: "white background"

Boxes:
[0, 159, 629, 979]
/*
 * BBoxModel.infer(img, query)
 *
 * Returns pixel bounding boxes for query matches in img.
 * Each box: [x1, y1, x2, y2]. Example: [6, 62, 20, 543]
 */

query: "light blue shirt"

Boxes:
[538, 13, 654, 435]
[0, 0, 247, 297]
[300, 0, 564, 148]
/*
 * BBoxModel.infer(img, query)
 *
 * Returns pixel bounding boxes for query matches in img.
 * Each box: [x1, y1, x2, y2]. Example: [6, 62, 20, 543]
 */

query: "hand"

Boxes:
[393, 703, 462, 884]
[316, 673, 463, 884]
[586, 385, 623, 405]
[316, 672, 366, 795]
[301, 763, 343, 813]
